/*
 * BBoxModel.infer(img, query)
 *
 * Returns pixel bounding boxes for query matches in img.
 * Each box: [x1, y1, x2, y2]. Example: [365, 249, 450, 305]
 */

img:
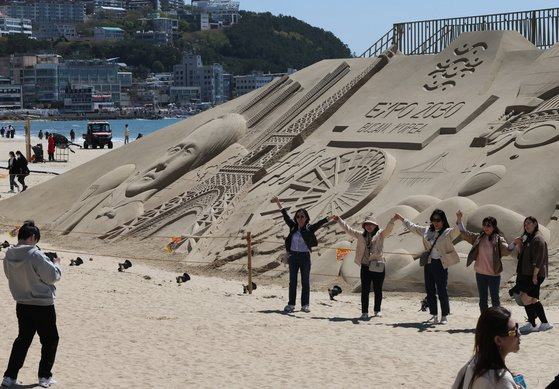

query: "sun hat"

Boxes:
[362, 216, 378, 229]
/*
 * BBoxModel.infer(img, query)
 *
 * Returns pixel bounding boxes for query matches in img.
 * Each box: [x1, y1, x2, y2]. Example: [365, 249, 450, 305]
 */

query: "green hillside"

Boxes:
[0, 11, 352, 78]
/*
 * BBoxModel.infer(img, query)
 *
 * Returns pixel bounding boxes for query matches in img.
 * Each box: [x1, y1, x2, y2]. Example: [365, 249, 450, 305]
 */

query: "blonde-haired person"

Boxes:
[456, 211, 512, 313]
[394, 209, 460, 324]
[332, 214, 398, 319]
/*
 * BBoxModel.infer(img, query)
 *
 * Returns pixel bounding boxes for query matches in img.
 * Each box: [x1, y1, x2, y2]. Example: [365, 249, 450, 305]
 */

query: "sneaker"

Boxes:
[426, 315, 438, 324]
[374, 311, 382, 317]
[359, 313, 370, 320]
[519, 323, 539, 333]
[301, 305, 310, 313]
[283, 304, 295, 313]
[1, 376, 17, 387]
[539, 322, 554, 332]
[440, 316, 448, 325]
[38, 377, 56, 388]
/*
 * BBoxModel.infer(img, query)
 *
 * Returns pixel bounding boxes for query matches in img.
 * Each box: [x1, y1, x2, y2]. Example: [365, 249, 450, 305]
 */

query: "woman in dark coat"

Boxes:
[7, 151, 19, 192]
[15, 151, 29, 191]
[512, 216, 552, 333]
[272, 196, 332, 313]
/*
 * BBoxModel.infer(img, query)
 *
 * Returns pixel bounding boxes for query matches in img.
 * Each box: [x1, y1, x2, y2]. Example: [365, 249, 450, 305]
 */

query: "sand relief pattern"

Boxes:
[423, 42, 488, 92]
[100, 54, 393, 240]
[259, 148, 394, 220]
[484, 98, 559, 155]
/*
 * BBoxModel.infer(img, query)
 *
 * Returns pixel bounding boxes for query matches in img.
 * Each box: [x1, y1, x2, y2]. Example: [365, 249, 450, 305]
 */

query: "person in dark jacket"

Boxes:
[7, 151, 19, 193]
[69, 129, 75, 142]
[14, 151, 29, 191]
[38, 129, 43, 140]
[512, 216, 553, 333]
[273, 196, 332, 313]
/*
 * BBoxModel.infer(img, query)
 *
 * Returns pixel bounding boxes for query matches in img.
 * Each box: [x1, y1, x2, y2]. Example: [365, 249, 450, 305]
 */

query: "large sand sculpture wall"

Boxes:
[3, 31, 559, 295]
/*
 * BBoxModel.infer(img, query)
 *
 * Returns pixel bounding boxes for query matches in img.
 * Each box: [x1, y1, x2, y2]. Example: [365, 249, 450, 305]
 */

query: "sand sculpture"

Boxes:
[3, 30, 559, 295]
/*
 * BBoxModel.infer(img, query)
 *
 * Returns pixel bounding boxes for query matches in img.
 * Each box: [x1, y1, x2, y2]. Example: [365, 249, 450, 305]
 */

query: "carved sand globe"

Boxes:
[269, 148, 394, 218]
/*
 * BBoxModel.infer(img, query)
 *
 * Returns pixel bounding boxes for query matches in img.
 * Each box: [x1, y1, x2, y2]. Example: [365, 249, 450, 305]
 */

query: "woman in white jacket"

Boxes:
[452, 307, 522, 389]
[332, 214, 397, 320]
[394, 209, 460, 324]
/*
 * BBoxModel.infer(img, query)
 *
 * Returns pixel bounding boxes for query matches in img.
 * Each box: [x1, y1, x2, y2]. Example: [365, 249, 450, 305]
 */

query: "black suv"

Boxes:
[83, 121, 113, 149]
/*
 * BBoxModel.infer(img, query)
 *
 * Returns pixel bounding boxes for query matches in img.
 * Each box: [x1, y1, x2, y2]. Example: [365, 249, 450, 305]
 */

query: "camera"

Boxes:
[45, 252, 57, 262]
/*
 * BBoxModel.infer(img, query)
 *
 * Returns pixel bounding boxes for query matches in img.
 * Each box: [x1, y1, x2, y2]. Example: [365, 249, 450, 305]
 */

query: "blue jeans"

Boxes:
[476, 272, 501, 312]
[424, 258, 450, 316]
[288, 252, 311, 306]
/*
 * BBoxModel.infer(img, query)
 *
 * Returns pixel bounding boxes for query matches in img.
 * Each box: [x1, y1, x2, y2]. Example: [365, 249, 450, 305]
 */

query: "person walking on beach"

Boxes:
[124, 124, 130, 144]
[1, 126, 5, 137]
[394, 210, 460, 324]
[69, 129, 75, 143]
[511, 216, 553, 333]
[457, 211, 512, 313]
[451, 307, 523, 389]
[2, 221, 61, 388]
[273, 196, 332, 313]
[47, 134, 55, 162]
[14, 151, 29, 191]
[38, 130, 43, 140]
[7, 151, 19, 193]
[8, 124, 14, 138]
[332, 214, 397, 319]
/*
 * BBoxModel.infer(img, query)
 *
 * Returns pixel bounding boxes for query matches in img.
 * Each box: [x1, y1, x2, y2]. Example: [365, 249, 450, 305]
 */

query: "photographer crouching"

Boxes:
[2, 221, 61, 388]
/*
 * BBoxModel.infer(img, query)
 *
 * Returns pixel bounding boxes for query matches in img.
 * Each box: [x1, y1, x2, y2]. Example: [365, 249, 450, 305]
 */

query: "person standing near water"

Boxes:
[124, 124, 130, 144]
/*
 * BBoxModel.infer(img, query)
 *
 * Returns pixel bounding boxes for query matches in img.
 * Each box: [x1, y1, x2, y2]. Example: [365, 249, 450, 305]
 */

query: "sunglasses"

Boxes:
[482, 223, 494, 227]
[431, 218, 442, 223]
[296, 215, 307, 219]
[504, 323, 520, 337]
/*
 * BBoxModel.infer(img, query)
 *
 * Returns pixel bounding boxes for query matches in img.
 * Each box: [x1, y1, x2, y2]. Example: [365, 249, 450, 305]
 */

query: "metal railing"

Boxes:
[360, 7, 559, 57]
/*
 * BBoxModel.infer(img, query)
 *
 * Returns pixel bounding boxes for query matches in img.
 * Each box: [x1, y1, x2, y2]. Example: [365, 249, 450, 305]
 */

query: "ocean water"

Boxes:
[0, 118, 185, 143]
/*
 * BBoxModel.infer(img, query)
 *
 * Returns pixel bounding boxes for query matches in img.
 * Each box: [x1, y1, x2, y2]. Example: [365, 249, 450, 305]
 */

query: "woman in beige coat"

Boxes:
[332, 214, 397, 319]
[394, 209, 460, 324]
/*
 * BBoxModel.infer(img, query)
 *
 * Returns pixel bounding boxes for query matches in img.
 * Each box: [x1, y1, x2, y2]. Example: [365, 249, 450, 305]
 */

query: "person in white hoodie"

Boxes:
[2, 221, 61, 388]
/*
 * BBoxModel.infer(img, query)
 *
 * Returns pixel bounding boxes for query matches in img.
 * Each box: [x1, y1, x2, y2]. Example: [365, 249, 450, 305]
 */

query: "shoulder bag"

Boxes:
[418, 232, 441, 267]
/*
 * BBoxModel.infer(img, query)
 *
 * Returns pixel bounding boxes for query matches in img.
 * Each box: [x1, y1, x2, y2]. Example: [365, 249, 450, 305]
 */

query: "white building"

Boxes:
[0, 16, 32, 37]
[191, 0, 239, 29]
[0, 78, 22, 109]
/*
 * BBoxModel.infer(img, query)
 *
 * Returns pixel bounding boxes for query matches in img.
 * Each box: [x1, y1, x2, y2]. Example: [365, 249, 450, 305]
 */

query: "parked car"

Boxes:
[83, 121, 113, 149]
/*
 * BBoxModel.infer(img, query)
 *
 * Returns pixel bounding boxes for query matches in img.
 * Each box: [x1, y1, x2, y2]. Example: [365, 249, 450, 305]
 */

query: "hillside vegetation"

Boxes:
[0, 11, 351, 78]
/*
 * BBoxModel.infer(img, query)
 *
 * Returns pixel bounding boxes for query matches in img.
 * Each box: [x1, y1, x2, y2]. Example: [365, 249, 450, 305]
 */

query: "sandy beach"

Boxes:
[0, 137, 122, 198]
[0, 140, 558, 388]
[0, 242, 557, 389]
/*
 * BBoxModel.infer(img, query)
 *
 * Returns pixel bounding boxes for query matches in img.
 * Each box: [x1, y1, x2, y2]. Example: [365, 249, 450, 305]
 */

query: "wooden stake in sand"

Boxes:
[25, 116, 31, 160]
[246, 231, 253, 294]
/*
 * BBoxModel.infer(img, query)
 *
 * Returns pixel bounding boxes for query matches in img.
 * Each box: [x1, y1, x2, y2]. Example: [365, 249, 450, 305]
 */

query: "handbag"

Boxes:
[369, 260, 385, 273]
[418, 233, 441, 267]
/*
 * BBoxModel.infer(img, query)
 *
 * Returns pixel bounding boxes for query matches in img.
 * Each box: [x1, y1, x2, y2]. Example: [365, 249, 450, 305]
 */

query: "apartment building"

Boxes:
[0, 1, 86, 24]
[190, 0, 239, 29]
[0, 15, 32, 37]
[173, 53, 225, 104]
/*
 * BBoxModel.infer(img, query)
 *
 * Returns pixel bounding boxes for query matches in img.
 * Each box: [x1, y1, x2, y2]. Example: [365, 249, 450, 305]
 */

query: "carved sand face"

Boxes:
[125, 114, 246, 198]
